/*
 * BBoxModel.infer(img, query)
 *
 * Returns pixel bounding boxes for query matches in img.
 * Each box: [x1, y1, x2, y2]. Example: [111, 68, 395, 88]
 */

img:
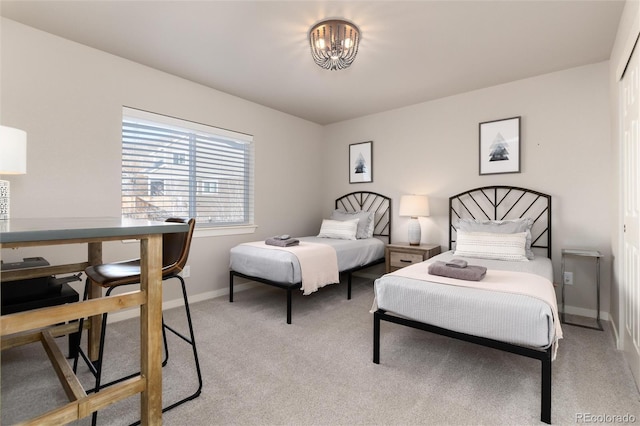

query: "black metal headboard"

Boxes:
[336, 191, 391, 242]
[449, 186, 552, 258]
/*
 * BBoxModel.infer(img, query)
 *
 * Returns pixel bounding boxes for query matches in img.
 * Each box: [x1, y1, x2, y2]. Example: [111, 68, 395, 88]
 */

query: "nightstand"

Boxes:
[385, 243, 441, 273]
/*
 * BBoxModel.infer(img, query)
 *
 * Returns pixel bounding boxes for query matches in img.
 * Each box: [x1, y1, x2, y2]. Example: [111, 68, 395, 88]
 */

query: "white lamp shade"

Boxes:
[399, 195, 430, 217]
[0, 126, 27, 174]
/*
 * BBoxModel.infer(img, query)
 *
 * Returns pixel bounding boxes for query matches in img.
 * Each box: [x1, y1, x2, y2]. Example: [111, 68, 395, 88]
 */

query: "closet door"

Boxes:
[622, 38, 640, 388]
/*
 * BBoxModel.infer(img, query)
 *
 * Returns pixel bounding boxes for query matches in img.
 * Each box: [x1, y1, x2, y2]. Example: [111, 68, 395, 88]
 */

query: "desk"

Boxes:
[560, 248, 603, 331]
[0, 217, 188, 424]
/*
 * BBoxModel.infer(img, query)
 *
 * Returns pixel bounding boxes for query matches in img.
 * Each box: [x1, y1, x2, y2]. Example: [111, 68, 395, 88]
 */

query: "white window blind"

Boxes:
[121, 107, 254, 228]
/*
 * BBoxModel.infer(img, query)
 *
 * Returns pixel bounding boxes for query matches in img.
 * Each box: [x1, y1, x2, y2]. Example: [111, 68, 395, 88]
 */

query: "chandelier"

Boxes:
[308, 19, 360, 71]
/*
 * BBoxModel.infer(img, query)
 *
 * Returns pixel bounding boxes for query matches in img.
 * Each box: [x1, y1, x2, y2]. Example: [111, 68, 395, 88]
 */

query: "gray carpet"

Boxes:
[2, 275, 640, 425]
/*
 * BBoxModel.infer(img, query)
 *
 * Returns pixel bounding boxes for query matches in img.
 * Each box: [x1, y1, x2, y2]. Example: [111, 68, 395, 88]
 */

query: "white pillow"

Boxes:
[329, 209, 374, 239]
[317, 218, 359, 240]
[457, 218, 535, 259]
[454, 230, 529, 262]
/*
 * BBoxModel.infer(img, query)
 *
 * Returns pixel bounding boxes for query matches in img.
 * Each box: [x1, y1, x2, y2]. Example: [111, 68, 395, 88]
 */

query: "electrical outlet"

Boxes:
[563, 271, 573, 285]
[181, 265, 191, 278]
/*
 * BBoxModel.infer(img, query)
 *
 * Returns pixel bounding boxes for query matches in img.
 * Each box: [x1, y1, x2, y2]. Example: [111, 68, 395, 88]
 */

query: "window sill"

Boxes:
[122, 224, 257, 244]
[194, 225, 257, 238]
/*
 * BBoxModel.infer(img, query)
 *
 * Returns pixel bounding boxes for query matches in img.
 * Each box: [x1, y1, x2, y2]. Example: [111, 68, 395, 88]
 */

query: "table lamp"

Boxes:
[0, 125, 27, 220]
[399, 194, 430, 246]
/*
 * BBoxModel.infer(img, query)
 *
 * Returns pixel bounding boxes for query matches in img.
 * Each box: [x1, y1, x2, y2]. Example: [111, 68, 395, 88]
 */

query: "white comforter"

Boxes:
[239, 241, 339, 295]
[230, 236, 384, 286]
[373, 251, 560, 351]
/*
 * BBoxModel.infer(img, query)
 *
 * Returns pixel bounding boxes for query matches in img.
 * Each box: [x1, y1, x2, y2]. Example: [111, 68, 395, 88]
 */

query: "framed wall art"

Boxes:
[349, 141, 373, 183]
[479, 116, 521, 175]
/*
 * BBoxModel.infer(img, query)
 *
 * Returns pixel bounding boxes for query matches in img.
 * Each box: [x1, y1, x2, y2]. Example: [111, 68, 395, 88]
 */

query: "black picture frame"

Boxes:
[349, 141, 373, 183]
[479, 116, 521, 175]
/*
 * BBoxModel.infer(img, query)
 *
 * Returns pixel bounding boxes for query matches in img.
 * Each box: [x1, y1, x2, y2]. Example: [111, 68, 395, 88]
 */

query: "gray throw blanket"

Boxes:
[427, 261, 486, 281]
[265, 237, 300, 247]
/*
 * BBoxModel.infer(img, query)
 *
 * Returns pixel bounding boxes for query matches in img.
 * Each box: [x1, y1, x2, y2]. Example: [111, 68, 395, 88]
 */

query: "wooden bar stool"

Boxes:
[73, 218, 202, 425]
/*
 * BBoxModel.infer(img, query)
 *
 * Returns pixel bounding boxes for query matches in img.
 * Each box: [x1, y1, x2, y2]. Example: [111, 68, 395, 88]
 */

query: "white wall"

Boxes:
[323, 62, 613, 318]
[0, 18, 325, 303]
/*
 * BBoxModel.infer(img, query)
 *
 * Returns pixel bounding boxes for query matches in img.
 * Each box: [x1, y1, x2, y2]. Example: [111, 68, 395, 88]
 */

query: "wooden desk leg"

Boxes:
[88, 242, 103, 362]
[140, 234, 163, 425]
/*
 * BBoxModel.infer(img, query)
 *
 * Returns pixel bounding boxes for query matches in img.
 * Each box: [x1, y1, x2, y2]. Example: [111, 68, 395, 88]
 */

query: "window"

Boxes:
[121, 107, 254, 228]
[198, 180, 219, 194]
[149, 179, 165, 196]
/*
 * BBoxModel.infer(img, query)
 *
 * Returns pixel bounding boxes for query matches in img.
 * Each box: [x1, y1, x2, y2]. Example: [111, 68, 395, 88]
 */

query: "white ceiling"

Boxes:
[0, 1, 625, 125]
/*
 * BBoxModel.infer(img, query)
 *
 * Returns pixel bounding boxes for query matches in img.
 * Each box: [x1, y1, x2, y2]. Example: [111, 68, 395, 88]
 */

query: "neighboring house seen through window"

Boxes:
[121, 107, 254, 228]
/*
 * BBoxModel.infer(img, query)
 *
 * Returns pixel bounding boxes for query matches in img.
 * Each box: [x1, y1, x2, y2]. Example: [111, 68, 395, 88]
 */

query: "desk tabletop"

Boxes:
[0, 217, 188, 244]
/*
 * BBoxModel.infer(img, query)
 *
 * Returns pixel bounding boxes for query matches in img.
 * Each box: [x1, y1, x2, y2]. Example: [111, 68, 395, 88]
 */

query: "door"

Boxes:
[622, 38, 640, 389]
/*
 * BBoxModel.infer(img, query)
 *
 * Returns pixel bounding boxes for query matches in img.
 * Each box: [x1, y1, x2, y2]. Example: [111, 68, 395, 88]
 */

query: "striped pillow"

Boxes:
[454, 230, 529, 262]
[457, 218, 535, 259]
[330, 209, 374, 239]
[317, 219, 359, 240]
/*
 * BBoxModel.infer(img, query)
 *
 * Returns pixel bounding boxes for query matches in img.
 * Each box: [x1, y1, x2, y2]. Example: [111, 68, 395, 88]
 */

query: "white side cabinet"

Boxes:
[561, 248, 603, 330]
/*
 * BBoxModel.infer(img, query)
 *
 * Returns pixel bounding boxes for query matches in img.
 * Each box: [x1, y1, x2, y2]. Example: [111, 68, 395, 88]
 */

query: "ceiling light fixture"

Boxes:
[309, 19, 360, 71]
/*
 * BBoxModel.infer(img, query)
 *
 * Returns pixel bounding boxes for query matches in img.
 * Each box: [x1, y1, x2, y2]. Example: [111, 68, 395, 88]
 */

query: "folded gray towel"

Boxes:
[428, 261, 486, 281]
[445, 259, 468, 268]
[266, 237, 300, 247]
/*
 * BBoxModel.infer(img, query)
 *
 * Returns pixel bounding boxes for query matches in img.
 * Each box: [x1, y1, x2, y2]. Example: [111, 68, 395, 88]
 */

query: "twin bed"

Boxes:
[373, 186, 559, 424]
[229, 191, 391, 324]
[229, 186, 560, 424]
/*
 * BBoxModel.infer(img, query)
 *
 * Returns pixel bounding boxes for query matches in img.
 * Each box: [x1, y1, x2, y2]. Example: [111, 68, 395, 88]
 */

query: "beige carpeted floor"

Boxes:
[2, 275, 639, 425]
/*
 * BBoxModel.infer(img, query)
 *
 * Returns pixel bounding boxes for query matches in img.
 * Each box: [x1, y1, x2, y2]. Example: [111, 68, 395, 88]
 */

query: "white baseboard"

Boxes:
[107, 281, 258, 324]
[108, 286, 604, 325]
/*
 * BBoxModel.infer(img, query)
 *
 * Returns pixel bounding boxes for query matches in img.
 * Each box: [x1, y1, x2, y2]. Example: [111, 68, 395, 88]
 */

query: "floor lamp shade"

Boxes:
[0, 125, 27, 219]
[399, 195, 430, 246]
[0, 126, 27, 174]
